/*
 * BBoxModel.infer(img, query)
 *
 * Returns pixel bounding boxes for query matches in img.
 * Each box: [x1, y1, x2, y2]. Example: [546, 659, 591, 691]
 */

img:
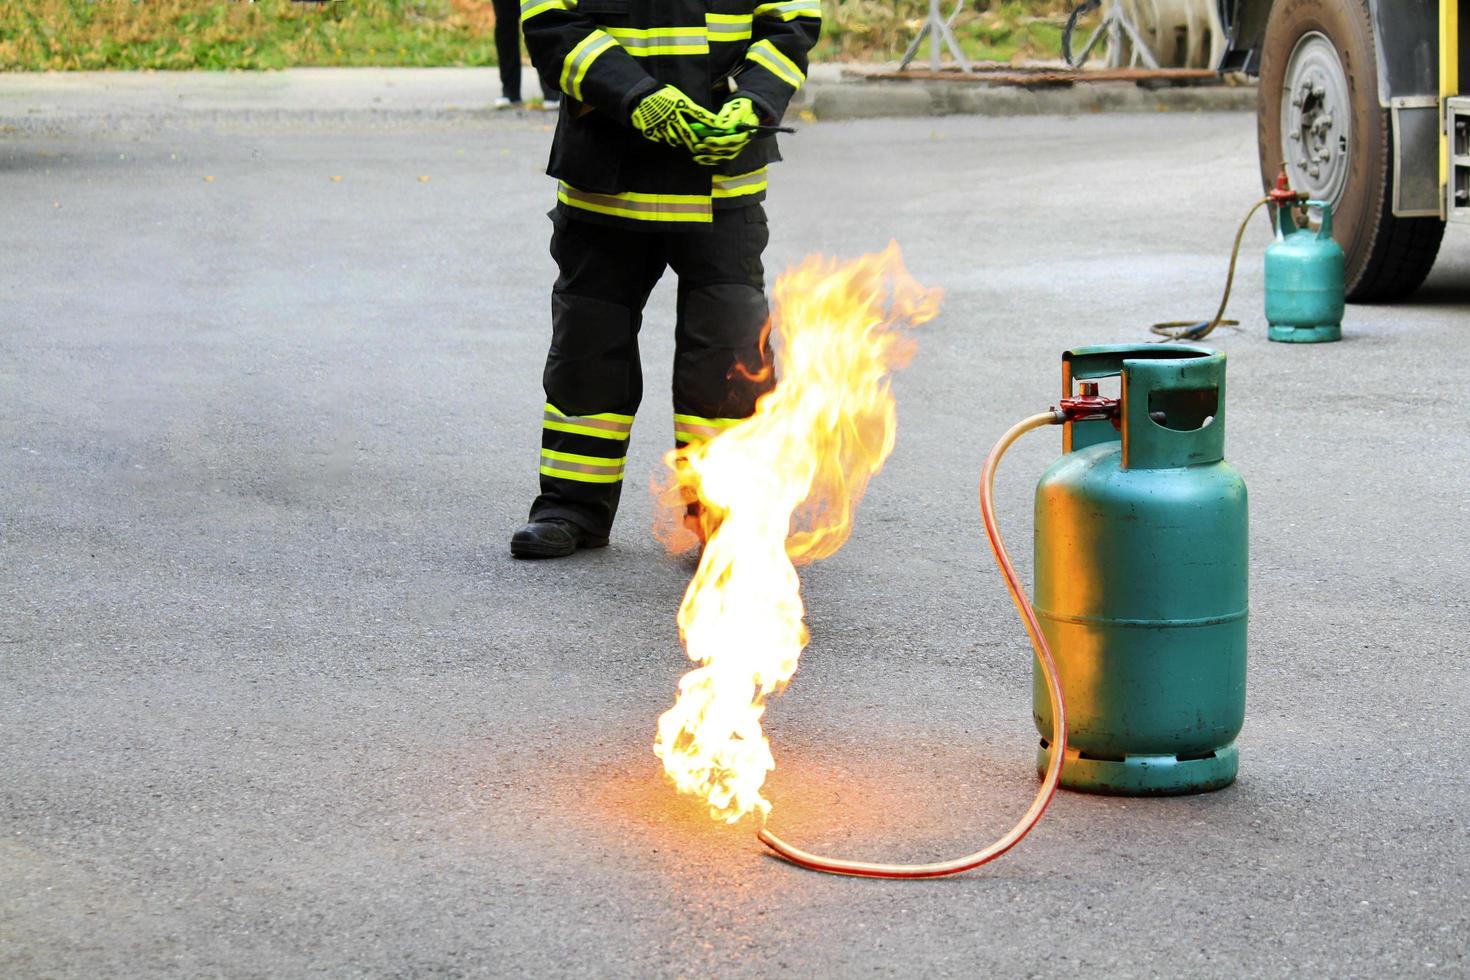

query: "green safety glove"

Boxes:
[691, 97, 762, 165]
[630, 85, 722, 154]
[715, 96, 762, 131]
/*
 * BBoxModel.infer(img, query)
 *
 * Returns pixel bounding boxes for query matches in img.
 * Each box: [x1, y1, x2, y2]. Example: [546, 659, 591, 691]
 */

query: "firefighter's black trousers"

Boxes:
[530, 205, 775, 536]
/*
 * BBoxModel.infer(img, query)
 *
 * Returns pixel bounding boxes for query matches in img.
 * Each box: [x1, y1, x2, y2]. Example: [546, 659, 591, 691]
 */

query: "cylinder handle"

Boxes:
[1305, 199, 1334, 241]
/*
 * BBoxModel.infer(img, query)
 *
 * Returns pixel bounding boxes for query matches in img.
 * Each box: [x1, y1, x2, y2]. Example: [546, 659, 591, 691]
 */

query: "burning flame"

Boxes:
[653, 243, 941, 823]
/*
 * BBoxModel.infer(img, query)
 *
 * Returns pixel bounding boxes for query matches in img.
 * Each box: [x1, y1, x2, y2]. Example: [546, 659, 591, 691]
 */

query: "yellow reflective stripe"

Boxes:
[606, 26, 709, 56]
[558, 183, 712, 223]
[543, 422, 630, 439]
[540, 463, 624, 484]
[539, 448, 626, 482]
[543, 402, 634, 440]
[545, 403, 633, 425]
[674, 413, 745, 442]
[541, 448, 627, 467]
[560, 30, 617, 101]
[754, 0, 821, 20]
[747, 39, 805, 89]
[706, 13, 753, 40]
[673, 413, 744, 428]
[521, 0, 576, 21]
[712, 167, 767, 199]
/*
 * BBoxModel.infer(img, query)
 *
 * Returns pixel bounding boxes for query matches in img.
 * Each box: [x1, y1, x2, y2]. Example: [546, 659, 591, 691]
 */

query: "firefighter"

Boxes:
[509, 0, 821, 559]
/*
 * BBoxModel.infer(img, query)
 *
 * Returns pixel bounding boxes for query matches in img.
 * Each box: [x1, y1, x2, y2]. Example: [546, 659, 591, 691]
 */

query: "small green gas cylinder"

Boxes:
[1032, 345, 1248, 795]
[1264, 200, 1344, 343]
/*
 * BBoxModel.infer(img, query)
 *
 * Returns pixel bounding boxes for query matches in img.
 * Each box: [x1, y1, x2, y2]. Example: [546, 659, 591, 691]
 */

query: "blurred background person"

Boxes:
[491, 0, 558, 110]
[490, 0, 523, 107]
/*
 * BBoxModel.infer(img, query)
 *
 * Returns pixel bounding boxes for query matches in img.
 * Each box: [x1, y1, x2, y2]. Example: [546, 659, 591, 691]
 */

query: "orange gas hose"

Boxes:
[756, 410, 1068, 878]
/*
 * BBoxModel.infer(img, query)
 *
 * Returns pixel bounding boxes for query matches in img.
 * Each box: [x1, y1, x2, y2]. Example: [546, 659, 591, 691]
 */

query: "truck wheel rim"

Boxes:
[1279, 30, 1352, 207]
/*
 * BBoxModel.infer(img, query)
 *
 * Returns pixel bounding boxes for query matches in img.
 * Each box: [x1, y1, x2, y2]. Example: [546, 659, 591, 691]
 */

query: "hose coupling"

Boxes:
[1269, 165, 1309, 209]
[1057, 381, 1121, 427]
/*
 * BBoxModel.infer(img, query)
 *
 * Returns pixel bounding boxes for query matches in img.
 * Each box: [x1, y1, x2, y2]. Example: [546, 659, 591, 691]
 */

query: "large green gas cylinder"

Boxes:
[1264, 200, 1344, 343]
[1032, 344, 1247, 795]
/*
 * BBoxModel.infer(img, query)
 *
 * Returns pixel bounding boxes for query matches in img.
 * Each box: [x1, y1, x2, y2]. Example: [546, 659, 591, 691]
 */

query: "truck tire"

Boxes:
[1257, 0, 1444, 301]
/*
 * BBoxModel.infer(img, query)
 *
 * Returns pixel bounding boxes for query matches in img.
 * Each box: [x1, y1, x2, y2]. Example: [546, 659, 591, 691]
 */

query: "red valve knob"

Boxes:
[1269, 164, 1308, 208]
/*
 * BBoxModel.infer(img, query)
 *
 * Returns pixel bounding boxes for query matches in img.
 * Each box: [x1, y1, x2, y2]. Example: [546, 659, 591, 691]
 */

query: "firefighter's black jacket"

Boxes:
[521, 0, 821, 224]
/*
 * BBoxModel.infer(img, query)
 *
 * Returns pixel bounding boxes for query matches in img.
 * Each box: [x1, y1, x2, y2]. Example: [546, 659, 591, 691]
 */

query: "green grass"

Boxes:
[0, 0, 1071, 71]
[1, 0, 499, 71]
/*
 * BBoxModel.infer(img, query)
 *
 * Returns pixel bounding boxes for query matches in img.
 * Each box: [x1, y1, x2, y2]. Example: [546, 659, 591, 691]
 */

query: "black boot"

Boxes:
[510, 518, 610, 559]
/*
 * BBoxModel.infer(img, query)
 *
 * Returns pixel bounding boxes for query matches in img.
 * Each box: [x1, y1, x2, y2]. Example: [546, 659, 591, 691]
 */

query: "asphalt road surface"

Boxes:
[5, 102, 1469, 978]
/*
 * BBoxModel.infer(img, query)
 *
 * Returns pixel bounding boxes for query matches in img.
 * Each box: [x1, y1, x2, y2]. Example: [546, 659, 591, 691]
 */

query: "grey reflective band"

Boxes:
[712, 169, 766, 193]
[561, 32, 617, 100]
[539, 453, 624, 476]
[676, 423, 723, 441]
[558, 183, 713, 222]
[747, 39, 805, 88]
[706, 20, 753, 38]
[521, 0, 576, 20]
[755, 0, 820, 17]
[609, 29, 707, 52]
[542, 403, 634, 439]
[673, 414, 745, 442]
[539, 447, 628, 484]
